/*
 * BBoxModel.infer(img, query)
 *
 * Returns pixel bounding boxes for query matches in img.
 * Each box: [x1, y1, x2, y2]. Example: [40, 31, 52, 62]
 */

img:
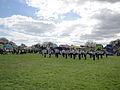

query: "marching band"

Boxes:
[41, 48, 106, 60]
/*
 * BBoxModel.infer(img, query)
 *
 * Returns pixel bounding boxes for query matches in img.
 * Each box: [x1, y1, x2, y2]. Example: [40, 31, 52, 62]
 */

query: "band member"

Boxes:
[89, 51, 93, 58]
[83, 50, 87, 60]
[73, 49, 77, 59]
[65, 49, 69, 59]
[96, 50, 100, 60]
[106, 51, 109, 58]
[69, 49, 73, 58]
[78, 50, 82, 60]
[81, 50, 84, 58]
[100, 50, 104, 59]
[92, 51, 96, 60]
[55, 49, 60, 58]
[48, 49, 53, 58]
[42, 49, 47, 58]
[61, 49, 65, 58]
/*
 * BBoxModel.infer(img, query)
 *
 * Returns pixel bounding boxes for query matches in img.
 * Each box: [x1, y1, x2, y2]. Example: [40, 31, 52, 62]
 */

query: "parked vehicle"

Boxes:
[105, 44, 114, 55]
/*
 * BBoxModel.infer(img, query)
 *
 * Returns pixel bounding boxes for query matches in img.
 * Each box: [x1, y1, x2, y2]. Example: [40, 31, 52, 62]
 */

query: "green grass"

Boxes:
[0, 54, 120, 90]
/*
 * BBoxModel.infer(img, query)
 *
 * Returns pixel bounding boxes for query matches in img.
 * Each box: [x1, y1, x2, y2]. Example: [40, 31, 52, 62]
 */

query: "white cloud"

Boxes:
[0, 15, 55, 35]
[25, 0, 120, 20]
[0, 0, 120, 46]
[0, 14, 94, 45]
[26, 0, 90, 20]
[81, 8, 120, 43]
[94, 0, 120, 3]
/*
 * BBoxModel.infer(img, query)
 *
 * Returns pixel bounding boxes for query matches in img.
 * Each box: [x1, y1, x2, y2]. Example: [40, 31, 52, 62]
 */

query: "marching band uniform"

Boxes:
[83, 51, 87, 60]
[42, 49, 47, 58]
[96, 51, 100, 60]
[48, 49, 53, 58]
[78, 50, 82, 60]
[69, 50, 72, 58]
[92, 51, 96, 60]
[61, 49, 65, 58]
[65, 50, 69, 59]
[73, 50, 77, 59]
[55, 49, 60, 58]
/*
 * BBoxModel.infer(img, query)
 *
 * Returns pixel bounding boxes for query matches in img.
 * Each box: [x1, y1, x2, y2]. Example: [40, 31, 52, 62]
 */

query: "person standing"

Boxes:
[69, 49, 73, 58]
[61, 49, 65, 58]
[106, 51, 109, 58]
[99, 50, 104, 59]
[89, 51, 93, 58]
[65, 49, 68, 59]
[73, 49, 77, 59]
[42, 49, 47, 58]
[55, 49, 60, 58]
[78, 50, 82, 60]
[83, 50, 87, 60]
[96, 50, 100, 60]
[92, 51, 96, 60]
[48, 49, 53, 58]
[81, 50, 84, 58]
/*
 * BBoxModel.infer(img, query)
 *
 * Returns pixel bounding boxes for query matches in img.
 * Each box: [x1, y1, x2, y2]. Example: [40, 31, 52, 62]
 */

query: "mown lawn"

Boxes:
[0, 54, 120, 90]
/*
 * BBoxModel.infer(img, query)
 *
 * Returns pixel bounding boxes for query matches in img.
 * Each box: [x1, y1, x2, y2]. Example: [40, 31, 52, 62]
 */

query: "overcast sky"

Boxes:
[0, 0, 120, 46]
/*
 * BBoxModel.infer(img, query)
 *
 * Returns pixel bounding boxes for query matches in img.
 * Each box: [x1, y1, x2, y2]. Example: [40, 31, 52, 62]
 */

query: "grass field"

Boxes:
[0, 54, 120, 90]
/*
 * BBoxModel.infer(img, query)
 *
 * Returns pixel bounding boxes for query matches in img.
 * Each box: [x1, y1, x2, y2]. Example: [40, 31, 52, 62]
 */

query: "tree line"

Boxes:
[0, 37, 120, 53]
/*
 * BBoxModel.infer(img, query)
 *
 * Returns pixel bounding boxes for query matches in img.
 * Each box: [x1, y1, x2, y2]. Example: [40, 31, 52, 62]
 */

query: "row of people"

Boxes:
[42, 49, 106, 60]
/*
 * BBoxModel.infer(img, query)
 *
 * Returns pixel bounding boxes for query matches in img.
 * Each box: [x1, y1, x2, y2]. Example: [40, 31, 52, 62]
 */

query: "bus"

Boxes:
[105, 44, 114, 55]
